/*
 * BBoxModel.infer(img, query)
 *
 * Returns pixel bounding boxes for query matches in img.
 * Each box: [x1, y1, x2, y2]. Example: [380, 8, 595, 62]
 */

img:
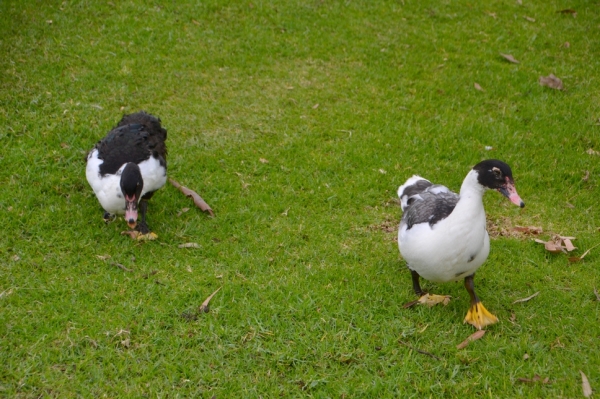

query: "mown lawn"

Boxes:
[1, 0, 599, 397]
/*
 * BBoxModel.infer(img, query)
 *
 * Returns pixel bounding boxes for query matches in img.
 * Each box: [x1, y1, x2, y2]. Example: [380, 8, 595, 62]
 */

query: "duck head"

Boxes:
[120, 162, 144, 228]
[473, 159, 525, 208]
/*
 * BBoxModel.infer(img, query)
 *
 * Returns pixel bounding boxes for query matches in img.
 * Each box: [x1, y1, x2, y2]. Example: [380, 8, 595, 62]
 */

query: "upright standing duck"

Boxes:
[397, 159, 524, 329]
[86, 111, 167, 240]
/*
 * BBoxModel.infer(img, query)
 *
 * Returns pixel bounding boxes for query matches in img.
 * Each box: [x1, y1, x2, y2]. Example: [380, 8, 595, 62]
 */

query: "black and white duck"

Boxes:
[397, 159, 524, 329]
[86, 111, 167, 240]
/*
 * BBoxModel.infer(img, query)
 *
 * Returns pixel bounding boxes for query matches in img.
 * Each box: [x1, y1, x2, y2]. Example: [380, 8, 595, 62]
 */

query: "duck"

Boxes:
[86, 111, 167, 240]
[397, 159, 524, 329]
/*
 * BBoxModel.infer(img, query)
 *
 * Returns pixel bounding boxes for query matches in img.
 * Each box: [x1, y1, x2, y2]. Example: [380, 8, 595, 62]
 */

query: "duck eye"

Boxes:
[491, 167, 502, 178]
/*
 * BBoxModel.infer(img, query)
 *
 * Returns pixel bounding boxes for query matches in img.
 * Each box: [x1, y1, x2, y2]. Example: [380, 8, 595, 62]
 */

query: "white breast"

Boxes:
[398, 188, 490, 283]
[86, 149, 167, 215]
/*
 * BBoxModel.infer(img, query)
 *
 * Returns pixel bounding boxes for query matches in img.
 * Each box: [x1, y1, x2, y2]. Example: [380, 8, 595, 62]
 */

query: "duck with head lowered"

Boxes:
[86, 111, 167, 240]
[397, 159, 524, 329]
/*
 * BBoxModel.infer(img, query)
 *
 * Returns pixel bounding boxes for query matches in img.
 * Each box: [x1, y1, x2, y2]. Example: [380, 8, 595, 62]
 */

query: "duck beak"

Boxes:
[124, 195, 138, 228]
[498, 180, 525, 208]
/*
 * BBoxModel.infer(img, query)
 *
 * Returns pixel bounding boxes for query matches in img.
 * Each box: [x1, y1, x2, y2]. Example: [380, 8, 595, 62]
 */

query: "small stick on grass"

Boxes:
[398, 340, 441, 360]
[111, 262, 132, 272]
[199, 287, 222, 313]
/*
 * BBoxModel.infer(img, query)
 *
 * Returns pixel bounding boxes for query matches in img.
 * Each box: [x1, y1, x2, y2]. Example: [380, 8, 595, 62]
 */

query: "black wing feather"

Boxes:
[94, 111, 167, 176]
[402, 191, 459, 229]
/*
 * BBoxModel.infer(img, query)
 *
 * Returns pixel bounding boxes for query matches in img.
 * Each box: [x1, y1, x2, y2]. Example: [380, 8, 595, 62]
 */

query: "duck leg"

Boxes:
[103, 211, 116, 223]
[133, 197, 158, 240]
[411, 269, 451, 307]
[463, 274, 498, 329]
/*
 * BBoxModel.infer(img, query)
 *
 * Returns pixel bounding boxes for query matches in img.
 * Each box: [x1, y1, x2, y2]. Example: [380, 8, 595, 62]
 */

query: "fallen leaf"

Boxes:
[259, 158, 269, 164]
[539, 74, 564, 90]
[178, 243, 201, 249]
[524, 16, 535, 22]
[513, 226, 542, 235]
[485, 146, 493, 151]
[96, 255, 111, 261]
[474, 82, 483, 91]
[60, 142, 70, 149]
[500, 53, 520, 64]
[557, 9, 577, 16]
[586, 148, 600, 156]
[111, 262, 133, 272]
[169, 178, 214, 217]
[11, 255, 20, 262]
[509, 313, 517, 323]
[198, 287, 222, 313]
[582, 171, 590, 181]
[581, 371, 592, 397]
[379, 169, 387, 174]
[457, 330, 486, 349]
[565, 202, 575, 209]
[561, 236, 576, 251]
[485, 11, 497, 18]
[594, 288, 600, 301]
[523, 353, 530, 360]
[192, 19, 200, 25]
[418, 294, 451, 307]
[312, 103, 319, 109]
[535, 239, 565, 253]
[120, 338, 131, 348]
[568, 242, 600, 263]
[564, 41, 571, 48]
[518, 374, 551, 384]
[513, 291, 540, 304]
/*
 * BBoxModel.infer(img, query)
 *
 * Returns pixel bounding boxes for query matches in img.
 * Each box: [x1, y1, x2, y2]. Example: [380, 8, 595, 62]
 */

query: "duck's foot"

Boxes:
[103, 212, 116, 224]
[464, 302, 498, 330]
[418, 293, 451, 307]
[121, 230, 158, 241]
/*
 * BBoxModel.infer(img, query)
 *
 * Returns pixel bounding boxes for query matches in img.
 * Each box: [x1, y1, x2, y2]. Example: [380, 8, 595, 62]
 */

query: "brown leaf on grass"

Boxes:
[534, 239, 565, 253]
[418, 294, 451, 307]
[474, 82, 483, 91]
[120, 338, 131, 348]
[169, 178, 214, 217]
[561, 236, 576, 251]
[178, 243, 201, 249]
[500, 53, 520, 64]
[564, 41, 571, 48]
[594, 288, 600, 301]
[513, 291, 540, 304]
[456, 330, 486, 350]
[198, 287, 222, 313]
[582, 170, 590, 181]
[513, 226, 542, 235]
[568, 242, 600, 263]
[259, 158, 269, 164]
[524, 16, 535, 22]
[586, 148, 600, 156]
[96, 255, 111, 261]
[539, 74, 564, 90]
[557, 9, 577, 16]
[111, 262, 133, 272]
[581, 371, 593, 397]
[518, 374, 551, 384]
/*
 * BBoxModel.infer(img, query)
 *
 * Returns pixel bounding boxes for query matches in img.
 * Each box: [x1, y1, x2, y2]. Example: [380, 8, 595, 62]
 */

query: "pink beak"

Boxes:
[124, 195, 138, 228]
[499, 180, 525, 208]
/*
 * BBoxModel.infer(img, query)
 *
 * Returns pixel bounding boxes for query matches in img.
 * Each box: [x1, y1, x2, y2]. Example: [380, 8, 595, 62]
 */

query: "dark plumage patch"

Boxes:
[93, 111, 167, 176]
[400, 180, 433, 200]
[403, 191, 459, 229]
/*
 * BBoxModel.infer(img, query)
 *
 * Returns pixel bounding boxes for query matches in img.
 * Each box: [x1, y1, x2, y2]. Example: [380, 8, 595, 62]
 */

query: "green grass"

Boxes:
[1, 0, 600, 397]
